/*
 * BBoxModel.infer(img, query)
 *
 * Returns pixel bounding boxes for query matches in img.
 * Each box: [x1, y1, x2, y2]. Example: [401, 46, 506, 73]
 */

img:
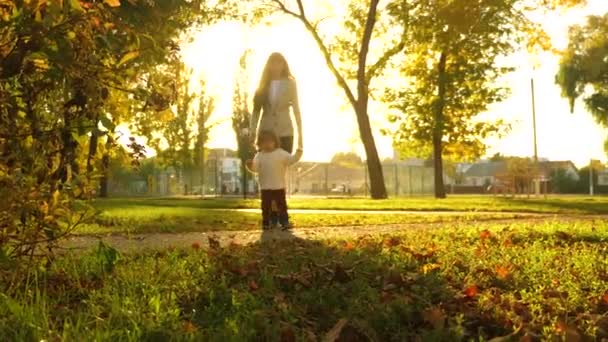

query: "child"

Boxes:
[247, 130, 303, 230]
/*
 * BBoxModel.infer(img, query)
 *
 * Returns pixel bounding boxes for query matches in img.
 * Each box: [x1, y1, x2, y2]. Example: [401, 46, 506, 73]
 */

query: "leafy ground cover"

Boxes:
[2, 220, 607, 341]
[91, 195, 608, 215]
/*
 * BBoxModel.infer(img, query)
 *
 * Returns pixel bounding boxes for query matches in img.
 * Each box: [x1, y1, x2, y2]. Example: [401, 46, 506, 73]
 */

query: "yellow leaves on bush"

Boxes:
[117, 50, 140, 67]
[104, 0, 121, 7]
[421, 263, 441, 274]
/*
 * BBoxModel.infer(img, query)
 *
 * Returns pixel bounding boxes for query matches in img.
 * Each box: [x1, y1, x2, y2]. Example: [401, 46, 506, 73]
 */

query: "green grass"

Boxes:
[91, 195, 608, 215]
[82, 207, 528, 234]
[78, 195, 607, 234]
[2, 220, 607, 341]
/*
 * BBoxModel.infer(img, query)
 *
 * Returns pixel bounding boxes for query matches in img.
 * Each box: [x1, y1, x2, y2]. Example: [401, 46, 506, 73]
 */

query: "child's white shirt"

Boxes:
[251, 148, 302, 190]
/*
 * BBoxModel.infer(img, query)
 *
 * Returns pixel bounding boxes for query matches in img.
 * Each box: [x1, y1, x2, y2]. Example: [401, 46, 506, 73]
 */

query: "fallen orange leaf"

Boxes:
[343, 241, 355, 251]
[555, 321, 581, 342]
[248, 280, 259, 291]
[495, 266, 511, 279]
[384, 236, 401, 248]
[480, 229, 492, 240]
[464, 284, 479, 298]
[182, 321, 196, 333]
[280, 326, 296, 342]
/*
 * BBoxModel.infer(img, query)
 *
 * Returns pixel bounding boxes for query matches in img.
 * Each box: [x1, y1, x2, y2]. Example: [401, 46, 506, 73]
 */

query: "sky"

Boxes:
[179, 0, 608, 167]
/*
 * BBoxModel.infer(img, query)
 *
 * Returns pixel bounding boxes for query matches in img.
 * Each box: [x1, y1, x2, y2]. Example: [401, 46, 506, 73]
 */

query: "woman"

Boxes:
[250, 52, 303, 153]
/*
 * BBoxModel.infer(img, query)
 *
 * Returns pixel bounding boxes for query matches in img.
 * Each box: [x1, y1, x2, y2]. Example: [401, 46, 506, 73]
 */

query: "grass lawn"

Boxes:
[79, 195, 607, 234]
[82, 206, 528, 234]
[2, 220, 607, 341]
[91, 195, 608, 215]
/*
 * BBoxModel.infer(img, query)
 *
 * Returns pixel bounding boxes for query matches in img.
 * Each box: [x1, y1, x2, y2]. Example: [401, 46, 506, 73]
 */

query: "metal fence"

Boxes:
[108, 161, 435, 198]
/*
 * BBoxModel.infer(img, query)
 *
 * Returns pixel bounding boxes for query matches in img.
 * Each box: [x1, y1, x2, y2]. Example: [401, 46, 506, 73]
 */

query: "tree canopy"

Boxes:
[386, 0, 586, 198]
[556, 13, 608, 131]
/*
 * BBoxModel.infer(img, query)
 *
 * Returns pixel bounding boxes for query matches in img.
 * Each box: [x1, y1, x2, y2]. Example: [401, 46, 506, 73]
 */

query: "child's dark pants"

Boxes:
[261, 189, 288, 226]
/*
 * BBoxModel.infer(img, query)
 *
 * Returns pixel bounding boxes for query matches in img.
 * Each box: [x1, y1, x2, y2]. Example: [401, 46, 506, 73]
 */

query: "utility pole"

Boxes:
[531, 77, 540, 196]
[531, 78, 538, 163]
[590, 159, 594, 196]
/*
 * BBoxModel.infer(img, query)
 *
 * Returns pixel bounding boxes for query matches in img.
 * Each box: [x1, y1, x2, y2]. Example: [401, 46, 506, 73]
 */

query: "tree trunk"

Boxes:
[283, 0, 388, 199]
[99, 135, 113, 198]
[433, 52, 448, 199]
[356, 102, 387, 199]
[356, 0, 387, 199]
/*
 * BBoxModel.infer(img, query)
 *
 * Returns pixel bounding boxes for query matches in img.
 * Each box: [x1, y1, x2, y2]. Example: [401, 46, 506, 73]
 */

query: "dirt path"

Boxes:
[209, 208, 548, 215]
[62, 214, 602, 253]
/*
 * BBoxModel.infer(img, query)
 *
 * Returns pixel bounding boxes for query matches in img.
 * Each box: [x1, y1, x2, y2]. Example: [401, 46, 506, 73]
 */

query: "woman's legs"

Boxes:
[279, 136, 294, 153]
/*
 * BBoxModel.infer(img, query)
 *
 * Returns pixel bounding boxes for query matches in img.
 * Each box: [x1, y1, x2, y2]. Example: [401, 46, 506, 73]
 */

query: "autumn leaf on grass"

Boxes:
[182, 321, 196, 333]
[422, 307, 446, 329]
[480, 229, 493, 240]
[332, 265, 352, 283]
[384, 236, 401, 248]
[555, 231, 572, 241]
[248, 280, 259, 291]
[343, 241, 355, 251]
[323, 319, 348, 342]
[191, 242, 201, 250]
[208, 236, 220, 250]
[464, 284, 479, 298]
[495, 265, 511, 280]
[280, 326, 296, 342]
[555, 320, 582, 342]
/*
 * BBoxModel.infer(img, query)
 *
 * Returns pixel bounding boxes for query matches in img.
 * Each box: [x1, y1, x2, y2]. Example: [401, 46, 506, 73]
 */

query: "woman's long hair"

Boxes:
[254, 52, 293, 108]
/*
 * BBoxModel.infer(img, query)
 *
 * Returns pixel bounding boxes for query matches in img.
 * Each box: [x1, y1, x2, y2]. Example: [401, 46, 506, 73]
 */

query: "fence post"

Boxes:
[408, 166, 412, 196]
[421, 168, 425, 195]
[395, 163, 399, 197]
[324, 163, 329, 196]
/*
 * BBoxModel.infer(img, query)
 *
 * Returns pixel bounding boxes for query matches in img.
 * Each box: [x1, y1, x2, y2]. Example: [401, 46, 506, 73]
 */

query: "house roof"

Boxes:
[464, 160, 577, 178]
[464, 162, 507, 178]
[538, 161, 577, 172]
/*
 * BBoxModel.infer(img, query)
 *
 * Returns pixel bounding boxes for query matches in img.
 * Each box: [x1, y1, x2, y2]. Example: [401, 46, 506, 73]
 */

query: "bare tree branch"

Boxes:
[366, 26, 407, 84]
[295, 0, 305, 17]
[357, 0, 380, 100]
[270, 0, 301, 18]
[271, 0, 357, 108]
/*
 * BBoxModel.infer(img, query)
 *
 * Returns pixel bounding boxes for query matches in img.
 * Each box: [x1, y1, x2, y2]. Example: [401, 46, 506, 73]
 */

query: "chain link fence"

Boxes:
[109, 161, 435, 198]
